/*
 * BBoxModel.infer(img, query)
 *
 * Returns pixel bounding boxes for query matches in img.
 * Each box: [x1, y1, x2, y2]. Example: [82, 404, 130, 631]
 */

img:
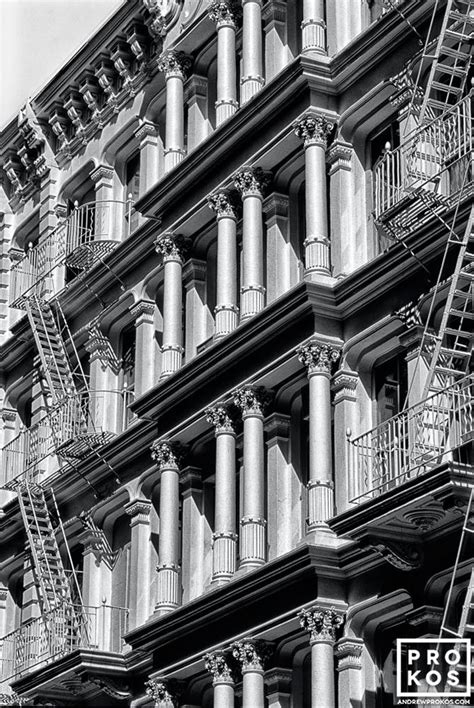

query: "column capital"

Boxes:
[1, 407, 17, 424]
[130, 299, 155, 320]
[204, 650, 237, 685]
[155, 232, 191, 262]
[150, 440, 186, 469]
[135, 119, 159, 142]
[157, 50, 193, 80]
[90, 163, 115, 184]
[145, 678, 181, 706]
[231, 638, 273, 673]
[297, 340, 341, 377]
[299, 606, 345, 644]
[263, 192, 289, 219]
[332, 369, 358, 403]
[234, 166, 272, 199]
[233, 386, 273, 417]
[208, 189, 240, 220]
[124, 498, 152, 521]
[327, 140, 353, 175]
[208, 0, 242, 27]
[262, 0, 287, 24]
[335, 637, 364, 671]
[294, 113, 335, 148]
[206, 404, 237, 434]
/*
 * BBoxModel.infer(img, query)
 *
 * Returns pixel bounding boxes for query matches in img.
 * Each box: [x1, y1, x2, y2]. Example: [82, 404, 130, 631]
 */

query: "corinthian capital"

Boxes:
[204, 650, 236, 684]
[207, 189, 240, 219]
[231, 638, 273, 672]
[145, 678, 180, 706]
[157, 50, 193, 79]
[234, 167, 272, 198]
[294, 114, 335, 147]
[233, 386, 273, 417]
[299, 606, 344, 644]
[150, 440, 186, 469]
[208, 0, 242, 26]
[297, 340, 341, 376]
[155, 232, 191, 261]
[206, 404, 237, 434]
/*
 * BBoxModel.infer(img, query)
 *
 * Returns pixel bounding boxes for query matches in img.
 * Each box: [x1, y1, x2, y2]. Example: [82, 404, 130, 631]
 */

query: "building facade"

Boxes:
[0, 0, 472, 706]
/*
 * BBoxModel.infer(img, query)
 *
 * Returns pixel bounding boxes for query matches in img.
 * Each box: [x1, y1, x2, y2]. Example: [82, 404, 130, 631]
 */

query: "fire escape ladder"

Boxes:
[458, 565, 474, 636]
[421, 204, 474, 398]
[417, 0, 473, 125]
[17, 483, 73, 612]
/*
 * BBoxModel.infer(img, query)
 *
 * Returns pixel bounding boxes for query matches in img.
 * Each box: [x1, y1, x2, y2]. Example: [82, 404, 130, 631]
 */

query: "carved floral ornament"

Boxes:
[207, 189, 240, 219]
[234, 167, 272, 198]
[293, 114, 335, 147]
[206, 404, 237, 434]
[155, 232, 191, 261]
[145, 678, 181, 706]
[150, 440, 186, 469]
[204, 650, 237, 683]
[299, 606, 345, 644]
[233, 386, 273, 416]
[231, 638, 273, 672]
[157, 50, 193, 79]
[208, 0, 242, 26]
[297, 341, 341, 376]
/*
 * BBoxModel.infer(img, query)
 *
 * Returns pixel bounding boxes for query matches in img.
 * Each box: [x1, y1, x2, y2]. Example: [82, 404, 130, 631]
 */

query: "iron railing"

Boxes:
[349, 375, 473, 503]
[9, 199, 133, 307]
[0, 603, 129, 681]
[374, 93, 472, 219]
[1, 390, 134, 489]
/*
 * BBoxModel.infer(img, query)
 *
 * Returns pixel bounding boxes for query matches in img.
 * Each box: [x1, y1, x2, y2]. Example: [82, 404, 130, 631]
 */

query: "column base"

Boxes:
[164, 148, 185, 172]
[240, 285, 265, 321]
[154, 563, 180, 614]
[214, 304, 239, 339]
[307, 480, 334, 528]
[216, 99, 239, 125]
[160, 344, 183, 379]
[301, 18, 327, 54]
[304, 236, 331, 275]
[212, 532, 238, 582]
[240, 75, 265, 104]
[240, 516, 266, 568]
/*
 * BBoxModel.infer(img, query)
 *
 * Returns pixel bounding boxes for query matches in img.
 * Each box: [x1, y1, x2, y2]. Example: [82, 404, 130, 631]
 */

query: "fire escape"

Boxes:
[350, 0, 473, 638]
[0, 200, 132, 686]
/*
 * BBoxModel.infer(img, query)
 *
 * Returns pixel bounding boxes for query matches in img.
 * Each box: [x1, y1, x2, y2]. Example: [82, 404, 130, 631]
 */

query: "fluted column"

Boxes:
[335, 638, 364, 708]
[208, 190, 240, 337]
[241, 0, 264, 103]
[155, 233, 190, 379]
[158, 51, 192, 172]
[233, 387, 270, 568]
[208, 1, 241, 124]
[294, 114, 335, 279]
[150, 441, 183, 615]
[206, 405, 238, 583]
[302, 0, 326, 54]
[234, 167, 271, 320]
[232, 639, 272, 708]
[299, 607, 344, 708]
[298, 341, 340, 530]
[205, 650, 236, 708]
[124, 499, 152, 628]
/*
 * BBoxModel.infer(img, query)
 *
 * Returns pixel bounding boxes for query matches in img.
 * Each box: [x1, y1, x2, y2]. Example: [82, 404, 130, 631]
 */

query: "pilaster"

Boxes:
[183, 258, 209, 360]
[131, 299, 159, 396]
[181, 467, 205, 602]
[262, 1, 289, 80]
[332, 369, 359, 513]
[265, 668, 292, 708]
[265, 413, 294, 559]
[263, 192, 291, 303]
[124, 498, 152, 628]
[335, 637, 364, 708]
[185, 75, 210, 150]
[327, 140, 356, 277]
[135, 119, 163, 192]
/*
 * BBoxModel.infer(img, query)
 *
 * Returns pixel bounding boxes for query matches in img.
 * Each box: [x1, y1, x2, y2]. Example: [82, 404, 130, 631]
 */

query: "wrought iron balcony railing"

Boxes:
[1, 390, 135, 489]
[349, 375, 473, 503]
[0, 603, 129, 682]
[10, 199, 133, 307]
[374, 92, 473, 220]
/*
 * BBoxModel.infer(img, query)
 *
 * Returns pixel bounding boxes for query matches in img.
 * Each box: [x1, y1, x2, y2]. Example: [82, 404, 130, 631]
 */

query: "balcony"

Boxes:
[0, 603, 128, 683]
[349, 375, 473, 503]
[374, 93, 472, 228]
[10, 199, 133, 308]
[1, 389, 135, 490]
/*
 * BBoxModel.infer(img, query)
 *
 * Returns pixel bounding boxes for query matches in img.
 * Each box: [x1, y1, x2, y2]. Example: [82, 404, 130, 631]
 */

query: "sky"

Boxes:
[0, 0, 123, 128]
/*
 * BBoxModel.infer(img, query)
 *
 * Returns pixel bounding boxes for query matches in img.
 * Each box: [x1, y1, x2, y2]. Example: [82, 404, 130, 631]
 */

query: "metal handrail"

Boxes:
[349, 375, 473, 503]
[374, 92, 473, 218]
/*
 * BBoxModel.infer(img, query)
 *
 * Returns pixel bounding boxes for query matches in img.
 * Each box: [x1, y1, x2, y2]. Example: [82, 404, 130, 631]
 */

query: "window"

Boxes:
[120, 326, 136, 429]
[374, 354, 408, 424]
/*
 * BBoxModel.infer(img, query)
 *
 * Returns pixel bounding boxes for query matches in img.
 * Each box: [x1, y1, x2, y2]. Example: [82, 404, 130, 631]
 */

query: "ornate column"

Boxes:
[204, 650, 236, 708]
[332, 369, 359, 510]
[299, 607, 344, 708]
[327, 141, 355, 277]
[150, 441, 183, 615]
[298, 341, 340, 531]
[241, 0, 264, 103]
[263, 193, 291, 303]
[232, 639, 272, 708]
[135, 119, 163, 191]
[335, 638, 364, 708]
[155, 233, 190, 379]
[131, 300, 159, 396]
[294, 114, 335, 279]
[234, 167, 271, 320]
[301, 0, 326, 54]
[157, 51, 192, 172]
[124, 499, 152, 629]
[233, 387, 271, 568]
[208, 190, 240, 338]
[206, 405, 238, 583]
[208, 1, 241, 124]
